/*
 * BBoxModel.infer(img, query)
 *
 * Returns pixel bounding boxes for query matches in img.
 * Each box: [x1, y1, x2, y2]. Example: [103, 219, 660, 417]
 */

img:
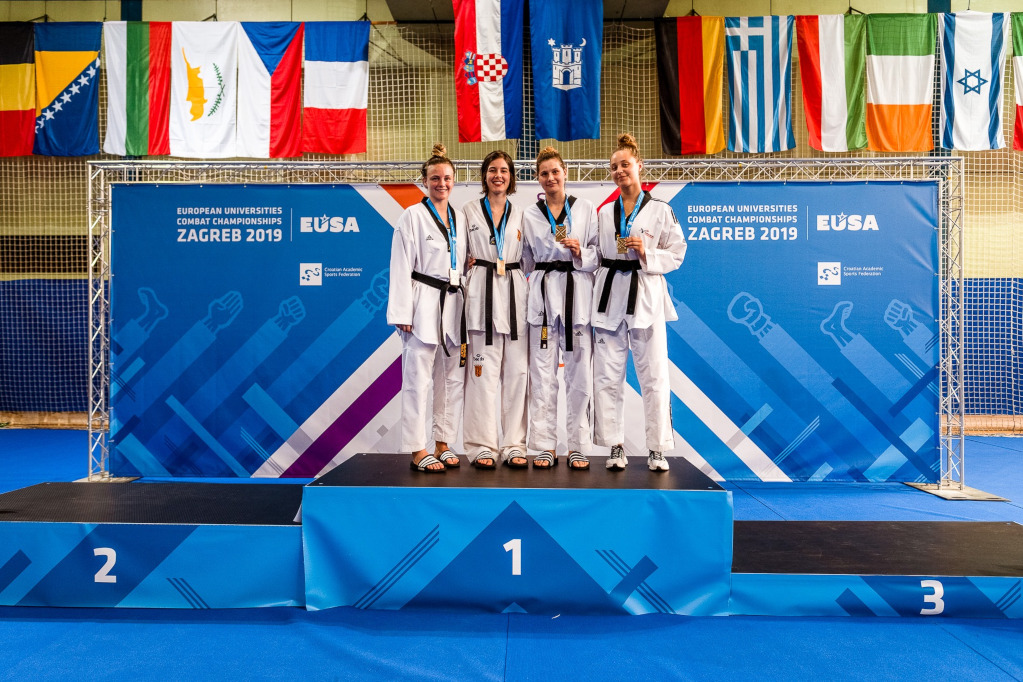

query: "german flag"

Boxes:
[0, 22, 35, 157]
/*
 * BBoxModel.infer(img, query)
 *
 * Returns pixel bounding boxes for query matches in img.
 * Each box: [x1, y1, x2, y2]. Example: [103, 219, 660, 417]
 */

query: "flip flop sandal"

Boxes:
[568, 452, 590, 470]
[472, 452, 497, 469]
[502, 449, 529, 469]
[410, 454, 446, 473]
[437, 449, 460, 468]
[532, 451, 556, 469]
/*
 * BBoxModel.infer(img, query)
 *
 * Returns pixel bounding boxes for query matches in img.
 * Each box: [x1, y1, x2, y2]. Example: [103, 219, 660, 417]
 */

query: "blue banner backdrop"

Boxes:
[109, 181, 939, 482]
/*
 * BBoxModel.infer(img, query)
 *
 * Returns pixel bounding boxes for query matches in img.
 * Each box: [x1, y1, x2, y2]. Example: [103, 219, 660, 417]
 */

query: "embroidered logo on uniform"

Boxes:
[426, 234, 434, 240]
[490, 236, 496, 245]
[597, 337, 606, 344]
[474, 364, 483, 377]
[470, 224, 480, 232]
[517, 230, 521, 241]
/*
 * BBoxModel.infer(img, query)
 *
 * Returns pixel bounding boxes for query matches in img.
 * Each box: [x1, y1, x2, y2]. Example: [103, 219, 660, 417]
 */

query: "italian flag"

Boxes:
[795, 14, 866, 152]
[865, 13, 937, 152]
[103, 21, 171, 156]
[1013, 13, 1023, 151]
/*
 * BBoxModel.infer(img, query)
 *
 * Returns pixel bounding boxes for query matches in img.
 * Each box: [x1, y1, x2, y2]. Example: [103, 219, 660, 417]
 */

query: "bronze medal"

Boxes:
[555, 225, 567, 241]
[617, 237, 628, 254]
[497, 259, 506, 276]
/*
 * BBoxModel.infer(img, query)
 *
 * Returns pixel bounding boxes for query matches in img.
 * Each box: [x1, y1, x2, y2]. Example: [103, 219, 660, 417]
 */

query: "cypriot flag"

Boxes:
[169, 21, 238, 158]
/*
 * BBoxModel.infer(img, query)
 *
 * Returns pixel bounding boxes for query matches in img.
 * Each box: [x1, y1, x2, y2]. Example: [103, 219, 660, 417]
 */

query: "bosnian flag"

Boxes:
[454, 0, 524, 142]
[795, 14, 866, 152]
[939, 12, 1009, 151]
[301, 21, 369, 155]
[238, 22, 304, 158]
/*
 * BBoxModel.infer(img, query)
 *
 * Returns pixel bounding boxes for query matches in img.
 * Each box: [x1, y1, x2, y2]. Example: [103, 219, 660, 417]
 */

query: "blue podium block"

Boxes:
[303, 454, 733, 615]
[0, 483, 304, 608]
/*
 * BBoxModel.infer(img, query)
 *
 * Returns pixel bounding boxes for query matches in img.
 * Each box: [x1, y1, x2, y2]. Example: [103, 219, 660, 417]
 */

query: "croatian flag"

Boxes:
[938, 12, 1009, 151]
[454, 0, 524, 142]
[725, 16, 795, 153]
[301, 21, 369, 155]
[237, 22, 304, 158]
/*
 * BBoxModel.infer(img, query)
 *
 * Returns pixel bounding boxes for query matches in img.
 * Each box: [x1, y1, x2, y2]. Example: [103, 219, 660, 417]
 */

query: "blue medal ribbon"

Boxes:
[425, 198, 458, 271]
[483, 196, 509, 261]
[543, 197, 572, 237]
[617, 190, 645, 239]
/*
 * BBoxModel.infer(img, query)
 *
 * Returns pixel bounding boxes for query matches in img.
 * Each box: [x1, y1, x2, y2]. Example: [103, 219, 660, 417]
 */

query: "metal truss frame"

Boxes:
[87, 157, 965, 488]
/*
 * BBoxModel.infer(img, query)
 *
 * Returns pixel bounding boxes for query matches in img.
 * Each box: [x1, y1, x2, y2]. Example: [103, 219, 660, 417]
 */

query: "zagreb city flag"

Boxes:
[454, 0, 524, 142]
[655, 16, 726, 155]
[866, 13, 937, 152]
[938, 12, 1009, 151]
[301, 22, 369, 155]
[0, 22, 35, 157]
[238, 22, 304, 158]
[33, 22, 102, 156]
[725, 16, 795, 153]
[169, 21, 239, 158]
[103, 21, 172, 156]
[795, 14, 867, 152]
[529, 0, 602, 141]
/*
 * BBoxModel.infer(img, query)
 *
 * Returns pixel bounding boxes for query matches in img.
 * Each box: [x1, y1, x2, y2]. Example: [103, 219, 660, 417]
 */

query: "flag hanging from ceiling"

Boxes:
[528, 0, 602, 141]
[301, 21, 369, 155]
[866, 13, 937, 152]
[1014, 13, 1023, 151]
[453, 0, 524, 142]
[795, 14, 866, 152]
[238, 22, 304, 158]
[0, 22, 35, 157]
[103, 21, 172, 156]
[169, 21, 239, 158]
[938, 12, 1009, 151]
[33, 22, 102, 156]
[725, 15, 795, 153]
[655, 16, 725, 155]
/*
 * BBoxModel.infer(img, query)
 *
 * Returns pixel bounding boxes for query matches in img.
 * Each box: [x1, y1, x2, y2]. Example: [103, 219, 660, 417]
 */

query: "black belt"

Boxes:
[411, 271, 467, 367]
[472, 259, 521, 345]
[597, 258, 641, 317]
[534, 260, 576, 352]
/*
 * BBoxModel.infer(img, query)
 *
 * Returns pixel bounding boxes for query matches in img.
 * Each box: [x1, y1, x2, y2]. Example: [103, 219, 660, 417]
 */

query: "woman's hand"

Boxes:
[560, 236, 581, 257]
[625, 235, 645, 259]
[396, 324, 412, 333]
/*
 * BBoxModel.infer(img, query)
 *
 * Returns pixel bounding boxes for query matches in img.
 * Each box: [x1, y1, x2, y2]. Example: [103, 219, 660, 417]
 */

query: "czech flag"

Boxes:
[238, 22, 304, 158]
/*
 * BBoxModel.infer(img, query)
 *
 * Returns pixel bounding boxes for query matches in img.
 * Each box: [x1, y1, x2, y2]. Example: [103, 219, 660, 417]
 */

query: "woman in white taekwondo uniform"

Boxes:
[592, 133, 686, 472]
[387, 144, 468, 473]
[462, 150, 529, 469]
[520, 146, 599, 470]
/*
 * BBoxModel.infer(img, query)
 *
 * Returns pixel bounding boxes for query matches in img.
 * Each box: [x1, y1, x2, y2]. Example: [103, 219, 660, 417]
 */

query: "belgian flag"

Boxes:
[0, 22, 36, 157]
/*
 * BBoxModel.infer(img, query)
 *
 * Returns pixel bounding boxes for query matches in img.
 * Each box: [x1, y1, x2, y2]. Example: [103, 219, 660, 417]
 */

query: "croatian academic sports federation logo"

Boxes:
[548, 38, 585, 90]
[818, 262, 841, 285]
[463, 51, 508, 86]
[300, 263, 322, 286]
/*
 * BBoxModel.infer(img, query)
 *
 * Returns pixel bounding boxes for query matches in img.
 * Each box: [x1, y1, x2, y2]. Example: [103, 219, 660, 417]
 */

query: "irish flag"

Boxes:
[103, 21, 172, 156]
[866, 13, 937, 152]
[1013, 13, 1023, 151]
[795, 14, 866, 152]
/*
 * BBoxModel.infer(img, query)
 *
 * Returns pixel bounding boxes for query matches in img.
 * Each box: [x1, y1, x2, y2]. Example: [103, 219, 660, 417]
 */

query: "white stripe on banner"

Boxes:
[304, 60, 369, 109]
[102, 22, 128, 156]
[236, 30, 272, 158]
[476, 0, 507, 141]
[668, 362, 791, 482]
[256, 332, 402, 477]
[866, 55, 933, 105]
[818, 16, 849, 152]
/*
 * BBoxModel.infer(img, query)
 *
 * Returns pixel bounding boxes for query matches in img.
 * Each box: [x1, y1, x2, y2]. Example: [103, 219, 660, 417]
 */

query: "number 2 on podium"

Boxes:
[503, 539, 522, 576]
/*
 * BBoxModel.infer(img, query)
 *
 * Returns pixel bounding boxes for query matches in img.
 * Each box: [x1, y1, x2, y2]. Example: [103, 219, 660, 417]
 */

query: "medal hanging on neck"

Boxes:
[425, 198, 459, 286]
[544, 198, 572, 242]
[617, 191, 644, 254]
[484, 196, 509, 276]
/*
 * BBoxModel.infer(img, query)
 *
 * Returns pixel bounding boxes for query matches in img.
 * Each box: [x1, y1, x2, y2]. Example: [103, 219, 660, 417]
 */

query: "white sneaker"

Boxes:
[648, 450, 670, 471]
[606, 444, 628, 470]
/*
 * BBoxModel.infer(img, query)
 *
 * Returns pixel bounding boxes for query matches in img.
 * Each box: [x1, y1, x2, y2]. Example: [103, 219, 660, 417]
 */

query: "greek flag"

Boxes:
[725, 16, 795, 153]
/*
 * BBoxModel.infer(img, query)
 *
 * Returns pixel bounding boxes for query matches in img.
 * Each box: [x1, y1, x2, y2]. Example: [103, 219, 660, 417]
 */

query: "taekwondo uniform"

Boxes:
[462, 197, 528, 463]
[520, 195, 599, 455]
[386, 199, 468, 453]
[591, 194, 686, 452]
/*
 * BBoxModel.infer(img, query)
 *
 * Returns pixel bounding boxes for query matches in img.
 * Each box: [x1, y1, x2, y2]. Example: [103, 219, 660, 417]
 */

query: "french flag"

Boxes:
[454, 0, 523, 142]
[302, 21, 370, 155]
[237, 22, 304, 158]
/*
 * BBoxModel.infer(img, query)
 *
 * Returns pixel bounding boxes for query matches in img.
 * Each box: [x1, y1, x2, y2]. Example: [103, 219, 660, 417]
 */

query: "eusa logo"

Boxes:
[816, 213, 879, 231]
[299, 215, 361, 233]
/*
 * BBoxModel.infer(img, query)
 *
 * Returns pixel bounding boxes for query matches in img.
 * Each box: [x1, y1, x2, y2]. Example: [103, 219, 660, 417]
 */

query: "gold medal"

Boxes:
[555, 225, 567, 241]
[497, 259, 506, 276]
[617, 237, 628, 254]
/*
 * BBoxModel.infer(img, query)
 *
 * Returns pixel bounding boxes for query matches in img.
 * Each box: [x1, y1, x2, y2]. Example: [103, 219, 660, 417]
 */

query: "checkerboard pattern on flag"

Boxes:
[725, 16, 795, 153]
[1012, 13, 1023, 150]
[939, 12, 1009, 151]
[454, 0, 524, 142]
[795, 14, 866, 152]
[866, 13, 936, 152]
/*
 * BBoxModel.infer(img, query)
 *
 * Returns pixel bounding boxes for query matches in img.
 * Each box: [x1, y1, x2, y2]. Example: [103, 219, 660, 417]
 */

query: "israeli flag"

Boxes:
[939, 12, 1009, 151]
[725, 16, 795, 153]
